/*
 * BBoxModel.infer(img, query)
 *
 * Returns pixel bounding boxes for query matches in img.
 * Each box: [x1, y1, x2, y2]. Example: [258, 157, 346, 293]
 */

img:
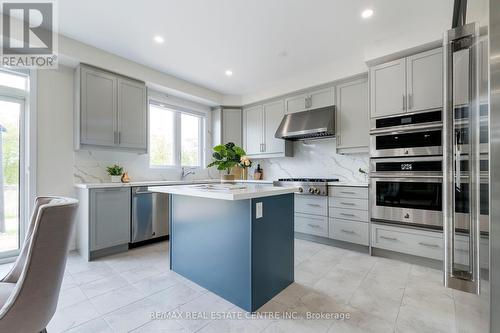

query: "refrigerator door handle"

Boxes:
[443, 22, 481, 294]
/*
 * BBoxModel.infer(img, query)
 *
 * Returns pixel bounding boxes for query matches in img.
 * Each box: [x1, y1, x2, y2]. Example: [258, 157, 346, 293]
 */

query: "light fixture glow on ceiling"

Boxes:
[361, 9, 374, 19]
[225, 70, 233, 76]
[153, 35, 165, 44]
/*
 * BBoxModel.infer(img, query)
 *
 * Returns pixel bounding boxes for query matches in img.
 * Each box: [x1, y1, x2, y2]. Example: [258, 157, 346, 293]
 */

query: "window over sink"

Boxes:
[149, 101, 205, 168]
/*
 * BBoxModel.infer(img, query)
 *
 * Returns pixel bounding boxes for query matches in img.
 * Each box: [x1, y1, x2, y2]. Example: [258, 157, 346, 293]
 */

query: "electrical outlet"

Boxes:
[256, 202, 263, 219]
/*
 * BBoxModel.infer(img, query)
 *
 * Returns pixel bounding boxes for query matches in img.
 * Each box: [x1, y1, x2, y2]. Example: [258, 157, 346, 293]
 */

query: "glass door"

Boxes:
[0, 97, 24, 259]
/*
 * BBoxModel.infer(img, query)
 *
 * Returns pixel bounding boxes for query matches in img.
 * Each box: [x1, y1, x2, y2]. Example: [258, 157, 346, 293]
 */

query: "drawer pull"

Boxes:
[340, 213, 355, 217]
[307, 223, 320, 228]
[340, 202, 356, 206]
[340, 191, 356, 195]
[418, 242, 440, 248]
[380, 236, 398, 241]
[340, 229, 355, 234]
[307, 203, 321, 207]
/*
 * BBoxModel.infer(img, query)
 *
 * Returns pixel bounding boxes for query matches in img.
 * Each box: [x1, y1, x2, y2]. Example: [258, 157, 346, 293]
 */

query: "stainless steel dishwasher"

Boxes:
[131, 186, 169, 244]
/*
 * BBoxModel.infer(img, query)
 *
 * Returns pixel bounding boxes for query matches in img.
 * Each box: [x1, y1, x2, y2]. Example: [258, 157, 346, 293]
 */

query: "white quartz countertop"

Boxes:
[148, 184, 299, 200]
[74, 179, 273, 189]
[328, 182, 368, 187]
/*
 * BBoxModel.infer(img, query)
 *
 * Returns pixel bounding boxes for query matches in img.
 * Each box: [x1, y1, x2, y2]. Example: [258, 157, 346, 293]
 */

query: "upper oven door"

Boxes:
[370, 176, 443, 227]
[370, 126, 443, 158]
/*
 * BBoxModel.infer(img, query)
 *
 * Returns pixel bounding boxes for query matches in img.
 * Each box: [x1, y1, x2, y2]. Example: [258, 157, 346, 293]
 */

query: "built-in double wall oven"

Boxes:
[369, 108, 489, 234]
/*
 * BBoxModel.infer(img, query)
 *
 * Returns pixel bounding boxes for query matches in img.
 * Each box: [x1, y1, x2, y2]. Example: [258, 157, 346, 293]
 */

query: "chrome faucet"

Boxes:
[181, 167, 196, 180]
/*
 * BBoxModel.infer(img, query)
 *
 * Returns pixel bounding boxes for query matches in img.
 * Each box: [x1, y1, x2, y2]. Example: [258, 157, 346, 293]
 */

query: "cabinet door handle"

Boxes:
[118, 131, 121, 144]
[402, 94, 406, 110]
[340, 212, 355, 217]
[380, 235, 398, 241]
[418, 242, 439, 248]
[307, 223, 320, 228]
[340, 191, 356, 195]
[307, 203, 321, 207]
[340, 229, 355, 234]
[114, 131, 118, 144]
[408, 94, 413, 110]
[340, 202, 356, 206]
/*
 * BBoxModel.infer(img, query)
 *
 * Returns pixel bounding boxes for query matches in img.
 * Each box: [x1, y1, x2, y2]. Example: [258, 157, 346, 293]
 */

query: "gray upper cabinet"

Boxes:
[309, 87, 335, 109]
[284, 87, 334, 114]
[243, 105, 263, 156]
[370, 58, 406, 118]
[117, 77, 147, 150]
[406, 48, 443, 112]
[212, 107, 243, 147]
[243, 101, 292, 157]
[285, 93, 307, 114]
[80, 66, 117, 147]
[370, 47, 443, 119]
[263, 100, 285, 154]
[336, 78, 369, 153]
[76, 64, 147, 152]
[89, 187, 130, 251]
[222, 108, 242, 146]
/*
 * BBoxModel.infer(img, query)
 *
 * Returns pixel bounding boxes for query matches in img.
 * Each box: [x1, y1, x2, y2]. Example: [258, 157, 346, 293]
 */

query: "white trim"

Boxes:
[148, 98, 207, 169]
[0, 68, 35, 260]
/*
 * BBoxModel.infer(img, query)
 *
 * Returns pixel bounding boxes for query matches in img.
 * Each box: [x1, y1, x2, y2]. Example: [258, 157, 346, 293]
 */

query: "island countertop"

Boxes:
[148, 183, 299, 200]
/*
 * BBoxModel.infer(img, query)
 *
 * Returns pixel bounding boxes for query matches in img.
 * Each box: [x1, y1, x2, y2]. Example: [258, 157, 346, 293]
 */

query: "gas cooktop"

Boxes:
[273, 178, 339, 196]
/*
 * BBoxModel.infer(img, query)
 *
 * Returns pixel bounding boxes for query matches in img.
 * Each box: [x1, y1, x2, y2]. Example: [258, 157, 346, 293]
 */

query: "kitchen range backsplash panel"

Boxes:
[74, 150, 219, 183]
[254, 139, 369, 182]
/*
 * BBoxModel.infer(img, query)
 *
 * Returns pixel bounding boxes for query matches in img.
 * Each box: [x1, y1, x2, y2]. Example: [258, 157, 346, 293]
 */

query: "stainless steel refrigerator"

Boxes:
[442, 0, 500, 331]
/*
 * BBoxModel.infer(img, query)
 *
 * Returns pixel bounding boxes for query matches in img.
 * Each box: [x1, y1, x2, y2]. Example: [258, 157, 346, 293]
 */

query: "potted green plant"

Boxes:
[107, 164, 124, 183]
[207, 142, 246, 182]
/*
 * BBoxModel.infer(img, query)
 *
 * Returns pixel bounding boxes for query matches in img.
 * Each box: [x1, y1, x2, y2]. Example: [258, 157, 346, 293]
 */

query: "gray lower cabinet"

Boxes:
[76, 64, 147, 152]
[76, 187, 131, 260]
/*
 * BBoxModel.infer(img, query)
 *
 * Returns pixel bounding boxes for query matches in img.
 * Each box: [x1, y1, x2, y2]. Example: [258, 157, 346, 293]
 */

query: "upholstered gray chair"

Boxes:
[0, 197, 78, 333]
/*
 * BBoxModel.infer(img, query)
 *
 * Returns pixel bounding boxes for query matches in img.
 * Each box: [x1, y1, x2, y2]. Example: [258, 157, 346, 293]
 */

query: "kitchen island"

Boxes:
[149, 183, 298, 312]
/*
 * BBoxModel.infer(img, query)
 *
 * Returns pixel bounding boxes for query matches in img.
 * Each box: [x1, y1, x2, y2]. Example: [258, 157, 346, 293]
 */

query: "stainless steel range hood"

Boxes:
[275, 106, 335, 140]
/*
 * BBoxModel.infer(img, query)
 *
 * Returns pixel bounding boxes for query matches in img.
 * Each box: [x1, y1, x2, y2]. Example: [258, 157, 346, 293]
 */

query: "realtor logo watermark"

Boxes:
[1, 0, 58, 68]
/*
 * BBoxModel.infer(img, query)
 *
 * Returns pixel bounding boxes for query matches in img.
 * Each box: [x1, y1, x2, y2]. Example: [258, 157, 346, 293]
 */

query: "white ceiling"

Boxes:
[58, 0, 488, 98]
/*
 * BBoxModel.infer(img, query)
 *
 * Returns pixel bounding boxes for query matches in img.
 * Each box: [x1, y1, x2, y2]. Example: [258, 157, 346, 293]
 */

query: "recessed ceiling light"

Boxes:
[225, 70, 233, 76]
[153, 35, 165, 44]
[361, 9, 374, 19]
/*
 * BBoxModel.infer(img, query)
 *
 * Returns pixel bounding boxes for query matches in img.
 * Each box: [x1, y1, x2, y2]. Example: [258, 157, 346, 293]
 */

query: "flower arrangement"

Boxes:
[239, 156, 252, 169]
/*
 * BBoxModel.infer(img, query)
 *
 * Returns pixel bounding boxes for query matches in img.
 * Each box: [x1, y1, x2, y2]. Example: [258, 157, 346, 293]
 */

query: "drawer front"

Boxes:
[329, 186, 368, 199]
[295, 195, 328, 216]
[329, 207, 368, 222]
[295, 213, 328, 237]
[328, 197, 368, 210]
[371, 224, 442, 260]
[329, 218, 369, 245]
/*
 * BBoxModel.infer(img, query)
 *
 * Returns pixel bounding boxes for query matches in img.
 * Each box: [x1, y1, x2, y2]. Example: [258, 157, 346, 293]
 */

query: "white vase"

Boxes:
[110, 175, 122, 183]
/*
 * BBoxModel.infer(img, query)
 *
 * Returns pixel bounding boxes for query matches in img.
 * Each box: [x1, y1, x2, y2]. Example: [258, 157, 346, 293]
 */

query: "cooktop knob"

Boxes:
[309, 188, 314, 193]
[298, 187, 303, 193]
[314, 188, 320, 194]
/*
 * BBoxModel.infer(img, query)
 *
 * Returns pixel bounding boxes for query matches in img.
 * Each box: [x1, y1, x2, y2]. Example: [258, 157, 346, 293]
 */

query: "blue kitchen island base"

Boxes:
[169, 193, 294, 312]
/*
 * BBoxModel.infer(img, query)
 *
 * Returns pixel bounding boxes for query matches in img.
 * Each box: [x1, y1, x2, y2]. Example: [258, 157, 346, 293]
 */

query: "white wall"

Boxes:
[36, 66, 75, 198]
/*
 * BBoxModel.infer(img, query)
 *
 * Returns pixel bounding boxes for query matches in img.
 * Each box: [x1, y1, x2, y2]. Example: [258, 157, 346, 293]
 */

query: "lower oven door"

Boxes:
[370, 176, 443, 228]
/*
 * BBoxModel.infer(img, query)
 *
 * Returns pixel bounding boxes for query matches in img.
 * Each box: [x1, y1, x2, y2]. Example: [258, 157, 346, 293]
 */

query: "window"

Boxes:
[149, 101, 205, 168]
[0, 69, 30, 260]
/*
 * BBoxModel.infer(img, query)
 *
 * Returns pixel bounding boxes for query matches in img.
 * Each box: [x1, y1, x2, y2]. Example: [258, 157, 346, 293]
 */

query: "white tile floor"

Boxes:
[0, 239, 487, 333]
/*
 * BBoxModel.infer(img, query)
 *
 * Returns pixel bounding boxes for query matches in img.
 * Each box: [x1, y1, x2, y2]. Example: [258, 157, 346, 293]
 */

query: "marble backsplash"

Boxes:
[252, 139, 369, 183]
[74, 138, 368, 184]
[74, 150, 219, 184]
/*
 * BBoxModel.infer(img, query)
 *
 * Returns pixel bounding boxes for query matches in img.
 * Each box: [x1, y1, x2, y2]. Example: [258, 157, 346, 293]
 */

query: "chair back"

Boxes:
[0, 196, 78, 333]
